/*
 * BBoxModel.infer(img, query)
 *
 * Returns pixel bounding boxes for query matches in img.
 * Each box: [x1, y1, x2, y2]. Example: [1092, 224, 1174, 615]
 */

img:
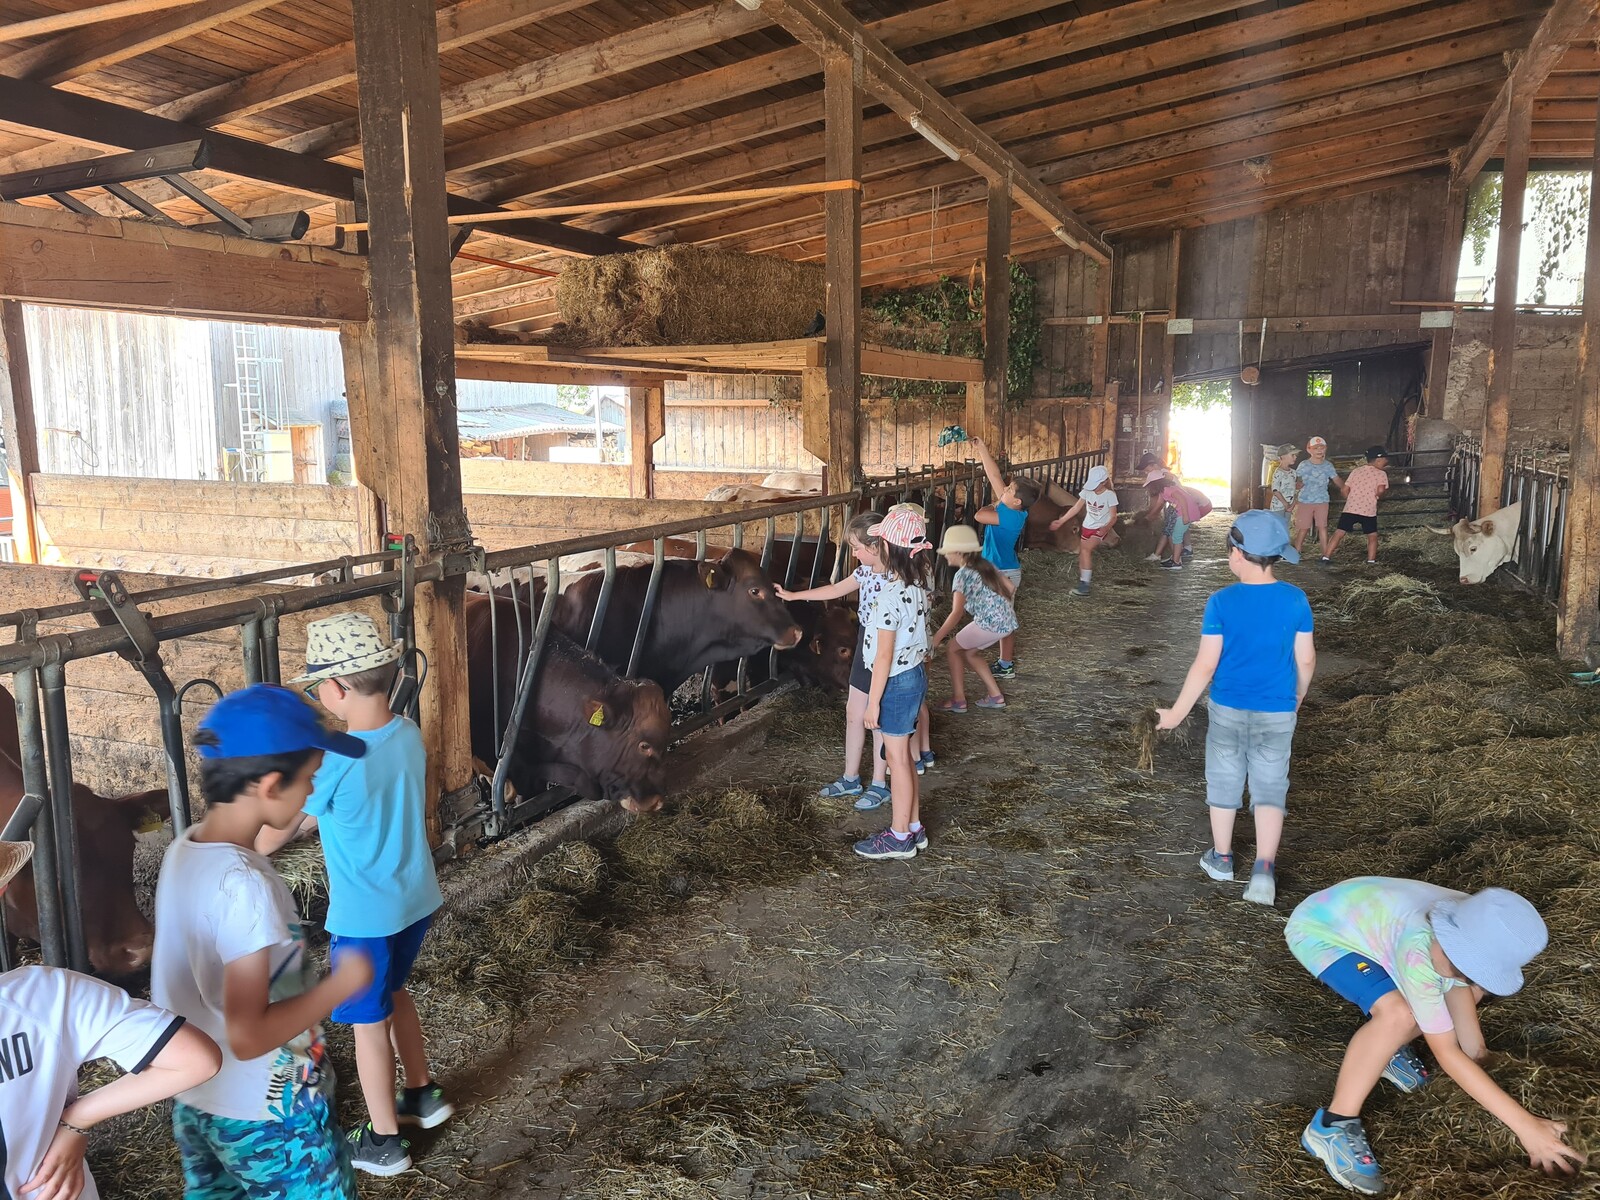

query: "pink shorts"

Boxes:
[1294, 502, 1329, 531]
[955, 623, 1005, 651]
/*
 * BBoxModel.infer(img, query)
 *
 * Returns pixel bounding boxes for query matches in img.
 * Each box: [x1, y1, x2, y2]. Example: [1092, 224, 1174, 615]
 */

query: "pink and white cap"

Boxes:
[869, 506, 931, 554]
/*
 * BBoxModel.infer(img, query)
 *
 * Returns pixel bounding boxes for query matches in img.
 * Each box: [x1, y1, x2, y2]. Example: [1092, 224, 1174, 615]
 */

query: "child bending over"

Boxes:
[930, 524, 1017, 712]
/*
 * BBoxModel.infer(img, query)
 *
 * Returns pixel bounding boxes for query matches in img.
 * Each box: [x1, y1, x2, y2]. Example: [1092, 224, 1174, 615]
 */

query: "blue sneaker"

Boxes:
[1300, 1110, 1383, 1195]
[854, 828, 917, 860]
[1199, 848, 1234, 881]
[911, 825, 929, 851]
[992, 660, 1016, 680]
[853, 783, 891, 811]
[918, 751, 936, 772]
[1381, 1045, 1432, 1093]
[817, 776, 864, 799]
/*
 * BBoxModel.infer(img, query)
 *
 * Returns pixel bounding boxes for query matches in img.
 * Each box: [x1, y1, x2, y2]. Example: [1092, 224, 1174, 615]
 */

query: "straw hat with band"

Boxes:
[1431, 888, 1548, 996]
[868, 507, 931, 554]
[291, 614, 403, 686]
[937, 524, 982, 555]
[0, 839, 33, 891]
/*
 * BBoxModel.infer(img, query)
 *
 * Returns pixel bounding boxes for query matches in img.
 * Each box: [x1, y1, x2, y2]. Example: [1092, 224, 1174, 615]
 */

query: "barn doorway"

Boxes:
[1169, 380, 1232, 510]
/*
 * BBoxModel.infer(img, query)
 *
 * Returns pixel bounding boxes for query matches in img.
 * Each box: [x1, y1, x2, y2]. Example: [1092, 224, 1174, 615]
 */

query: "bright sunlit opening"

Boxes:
[1168, 383, 1232, 510]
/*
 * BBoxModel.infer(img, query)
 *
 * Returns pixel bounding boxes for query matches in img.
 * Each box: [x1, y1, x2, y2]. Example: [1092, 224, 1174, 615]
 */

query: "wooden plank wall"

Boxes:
[1031, 254, 1101, 399]
[1109, 237, 1173, 475]
[1176, 176, 1449, 377]
[32, 475, 365, 576]
[463, 494, 830, 552]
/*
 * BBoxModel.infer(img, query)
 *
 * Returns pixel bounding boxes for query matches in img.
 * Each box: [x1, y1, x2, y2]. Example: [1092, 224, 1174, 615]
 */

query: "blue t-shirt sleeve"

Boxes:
[1201, 592, 1224, 636]
[302, 756, 357, 818]
[1294, 589, 1315, 633]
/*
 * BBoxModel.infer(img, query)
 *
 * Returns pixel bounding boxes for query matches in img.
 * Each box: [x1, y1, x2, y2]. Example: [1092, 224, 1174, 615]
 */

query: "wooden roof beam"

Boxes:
[1454, 0, 1600, 184]
[0, 76, 638, 258]
[721, 0, 1108, 262]
[0, 0, 278, 84]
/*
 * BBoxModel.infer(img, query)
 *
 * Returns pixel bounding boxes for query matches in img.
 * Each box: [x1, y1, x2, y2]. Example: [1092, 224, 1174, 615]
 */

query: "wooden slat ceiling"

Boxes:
[1, 0, 1596, 331]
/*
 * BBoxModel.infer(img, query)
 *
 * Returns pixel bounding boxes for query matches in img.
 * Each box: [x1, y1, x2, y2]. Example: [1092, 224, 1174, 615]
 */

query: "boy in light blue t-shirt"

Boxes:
[1157, 511, 1316, 908]
[261, 614, 452, 1177]
[971, 436, 1041, 679]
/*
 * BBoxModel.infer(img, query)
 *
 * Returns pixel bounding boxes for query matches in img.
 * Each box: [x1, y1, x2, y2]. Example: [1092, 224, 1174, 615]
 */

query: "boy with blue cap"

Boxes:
[1288, 879, 1584, 1194]
[1156, 510, 1316, 906]
[151, 684, 375, 1200]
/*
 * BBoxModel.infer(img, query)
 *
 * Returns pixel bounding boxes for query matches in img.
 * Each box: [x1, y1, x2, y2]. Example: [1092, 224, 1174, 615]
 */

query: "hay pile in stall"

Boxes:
[1247, 552, 1600, 1199]
[549, 245, 826, 346]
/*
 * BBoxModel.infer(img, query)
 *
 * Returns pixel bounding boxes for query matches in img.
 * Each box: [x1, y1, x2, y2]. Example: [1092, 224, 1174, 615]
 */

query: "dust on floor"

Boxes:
[88, 519, 1599, 1199]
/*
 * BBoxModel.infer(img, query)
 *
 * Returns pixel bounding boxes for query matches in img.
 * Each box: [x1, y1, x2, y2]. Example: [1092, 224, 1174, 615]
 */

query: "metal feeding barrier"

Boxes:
[1444, 440, 1571, 605]
[0, 450, 1096, 969]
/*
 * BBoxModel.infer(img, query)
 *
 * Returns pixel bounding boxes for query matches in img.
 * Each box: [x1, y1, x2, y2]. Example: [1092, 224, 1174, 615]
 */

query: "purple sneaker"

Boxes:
[854, 828, 918, 860]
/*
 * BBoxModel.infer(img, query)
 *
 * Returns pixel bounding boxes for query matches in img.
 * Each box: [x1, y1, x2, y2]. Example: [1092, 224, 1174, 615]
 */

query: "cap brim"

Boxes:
[1277, 544, 1301, 564]
[0, 840, 34, 890]
[316, 729, 368, 759]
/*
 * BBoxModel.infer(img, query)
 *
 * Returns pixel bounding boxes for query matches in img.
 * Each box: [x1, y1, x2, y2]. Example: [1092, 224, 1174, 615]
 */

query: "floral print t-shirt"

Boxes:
[1285, 876, 1471, 1035]
[1294, 459, 1341, 505]
[953, 566, 1018, 636]
[1269, 467, 1298, 513]
[1342, 464, 1389, 518]
[861, 576, 929, 680]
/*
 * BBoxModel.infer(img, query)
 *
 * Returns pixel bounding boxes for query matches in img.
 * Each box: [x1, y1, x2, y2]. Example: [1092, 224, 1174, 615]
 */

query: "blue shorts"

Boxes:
[330, 912, 434, 1025]
[174, 1093, 356, 1200]
[875, 663, 927, 737]
[1317, 952, 1399, 1014]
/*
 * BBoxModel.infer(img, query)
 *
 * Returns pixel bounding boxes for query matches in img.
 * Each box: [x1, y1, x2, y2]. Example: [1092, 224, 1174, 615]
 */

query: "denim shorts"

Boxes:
[876, 663, 927, 737]
[1205, 701, 1297, 810]
[174, 1092, 356, 1200]
[330, 912, 434, 1025]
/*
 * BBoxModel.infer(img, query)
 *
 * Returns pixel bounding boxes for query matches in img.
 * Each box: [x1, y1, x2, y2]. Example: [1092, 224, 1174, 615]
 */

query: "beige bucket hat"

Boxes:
[937, 523, 982, 555]
[291, 613, 403, 685]
[0, 839, 34, 891]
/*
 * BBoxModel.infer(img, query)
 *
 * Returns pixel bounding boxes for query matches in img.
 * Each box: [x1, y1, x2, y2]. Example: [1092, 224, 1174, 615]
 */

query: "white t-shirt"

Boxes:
[0, 965, 184, 1200]
[852, 564, 886, 621]
[861, 576, 929, 679]
[1081, 486, 1120, 531]
[152, 833, 333, 1122]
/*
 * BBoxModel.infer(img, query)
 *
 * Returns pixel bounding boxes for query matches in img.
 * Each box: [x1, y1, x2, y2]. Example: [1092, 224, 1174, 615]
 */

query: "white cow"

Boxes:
[758, 470, 823, 493]
[1430, 500, 1522, 584]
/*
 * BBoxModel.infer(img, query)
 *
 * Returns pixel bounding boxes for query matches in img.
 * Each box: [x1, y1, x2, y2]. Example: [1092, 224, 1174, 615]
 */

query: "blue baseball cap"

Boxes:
[198, 684, 367, 761]
[1230, 510, 1300, 564]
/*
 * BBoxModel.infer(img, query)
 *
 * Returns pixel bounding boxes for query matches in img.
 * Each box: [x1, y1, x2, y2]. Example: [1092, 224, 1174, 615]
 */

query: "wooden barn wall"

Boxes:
[31, 476, 366, 577]
[1175, 176, 1449, 378]
[1030, 254, 1102, 399]
[22, 304, 221, 480]
[207, 322, 345, 479]
[1109, 237, 1173, 476]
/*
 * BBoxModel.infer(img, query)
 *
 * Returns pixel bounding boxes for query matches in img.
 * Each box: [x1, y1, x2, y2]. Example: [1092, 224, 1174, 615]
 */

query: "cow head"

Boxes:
[797, 604, 858, 691]
[578, 679, 672, 814]
[703, 550, 804, 652]
[1433, 501, 1521, 584]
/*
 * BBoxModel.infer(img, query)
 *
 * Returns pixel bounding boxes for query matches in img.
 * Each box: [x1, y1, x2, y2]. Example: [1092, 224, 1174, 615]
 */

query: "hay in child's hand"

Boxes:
[1132, 708, 1160, 773]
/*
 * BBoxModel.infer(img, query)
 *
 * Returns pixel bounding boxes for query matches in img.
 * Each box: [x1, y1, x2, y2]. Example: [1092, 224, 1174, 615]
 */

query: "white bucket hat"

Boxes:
[937, 524, 982, 555]
[291, 613, 403, 685]
[1432, 888, 1548, 996]
[0, 840, 34, 891]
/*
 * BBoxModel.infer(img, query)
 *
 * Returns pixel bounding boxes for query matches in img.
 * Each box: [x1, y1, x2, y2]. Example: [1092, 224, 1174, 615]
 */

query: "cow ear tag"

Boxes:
[703, 566, 720, 589]
[586, 702, 607, 727]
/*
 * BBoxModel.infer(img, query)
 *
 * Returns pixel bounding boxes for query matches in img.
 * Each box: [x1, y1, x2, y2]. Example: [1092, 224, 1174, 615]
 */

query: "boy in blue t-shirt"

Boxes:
[1156, 511, 1316, 907]
[971, 436, 1041, 679]
[260, 614, 452, 1176]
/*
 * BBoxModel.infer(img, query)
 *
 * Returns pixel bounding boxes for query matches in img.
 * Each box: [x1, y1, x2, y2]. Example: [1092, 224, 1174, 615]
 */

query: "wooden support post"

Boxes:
[1091, 260, 1112, 450]
[0, 301, 40, 563]
[1481, 74, 1532, 518]
[1425, 179, 1468, 417]
[350, 0, 474, 836]
[807, 51, 862, 492]
[627, 385, 664, 499]
[1558, 92, 1600, 665]
[973, 177, 1011, 454]
[1160, 229, 1181, 463]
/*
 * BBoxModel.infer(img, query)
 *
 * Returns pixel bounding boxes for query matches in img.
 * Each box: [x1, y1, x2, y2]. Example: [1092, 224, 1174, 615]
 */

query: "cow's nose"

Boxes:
[778, 626, 804, 649]
[621, 794, 663, 815]
[1460, 576, 1469, 585]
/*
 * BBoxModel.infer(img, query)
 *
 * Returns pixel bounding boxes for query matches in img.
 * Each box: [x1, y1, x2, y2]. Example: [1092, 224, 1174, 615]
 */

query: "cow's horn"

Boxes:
[1425, 524, 1454, 536]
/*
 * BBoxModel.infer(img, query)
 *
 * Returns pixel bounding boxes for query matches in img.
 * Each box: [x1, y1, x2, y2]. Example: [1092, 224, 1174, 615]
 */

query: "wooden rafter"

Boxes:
[0, 0, 277, 83]
[0, 0, 205, 41]
[1454, 0, 1600, 184]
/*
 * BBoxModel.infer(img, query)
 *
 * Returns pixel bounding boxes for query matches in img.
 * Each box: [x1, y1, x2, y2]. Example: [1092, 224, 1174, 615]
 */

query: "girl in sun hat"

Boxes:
[1047, 463, 1119, 596]
[930, 523, 1017, 713]
[852, 505, 933, 861]
[1286, 877, 1584, 1196]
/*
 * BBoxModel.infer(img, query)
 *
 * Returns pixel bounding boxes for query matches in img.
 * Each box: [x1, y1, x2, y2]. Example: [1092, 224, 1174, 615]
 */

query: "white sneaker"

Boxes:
[1144, 552, 1162, 563]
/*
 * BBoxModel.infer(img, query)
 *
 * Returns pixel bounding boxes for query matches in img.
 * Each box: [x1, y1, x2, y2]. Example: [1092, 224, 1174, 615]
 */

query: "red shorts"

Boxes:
[1081, 525, 1111, 542]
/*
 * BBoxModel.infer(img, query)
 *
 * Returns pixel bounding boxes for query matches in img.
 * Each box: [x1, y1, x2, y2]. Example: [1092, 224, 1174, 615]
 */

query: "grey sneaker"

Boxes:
[1243, 861, 1277, 906]
[397, 1083, 455, 1130]
[1071, 582, 1091, 597]
[854, 828, 917, 860]
[992, 660, 1017, 680]
[911, 825, 929, 851]
[347, 1124, 411, 1177]
[1199, 848, 1235, 881]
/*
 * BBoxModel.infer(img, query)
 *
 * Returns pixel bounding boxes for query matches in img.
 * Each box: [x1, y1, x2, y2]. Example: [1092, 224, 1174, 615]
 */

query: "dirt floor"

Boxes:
[88, 516, 1600, 1200]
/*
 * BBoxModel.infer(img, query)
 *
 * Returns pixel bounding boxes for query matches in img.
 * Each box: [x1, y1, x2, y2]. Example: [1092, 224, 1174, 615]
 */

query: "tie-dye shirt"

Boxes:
[1286, 876, 1471, 1035]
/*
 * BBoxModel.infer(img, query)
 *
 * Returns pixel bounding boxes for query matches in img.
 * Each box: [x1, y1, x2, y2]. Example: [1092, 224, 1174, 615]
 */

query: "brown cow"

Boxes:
[553, 548, 803, 694]
[714, 600, 857, 694]
[465, 593, 671, 813]
[0, 685, 168, 977]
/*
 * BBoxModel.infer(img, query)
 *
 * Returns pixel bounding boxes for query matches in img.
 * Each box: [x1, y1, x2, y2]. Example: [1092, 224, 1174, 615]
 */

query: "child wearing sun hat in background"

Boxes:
[1048, 464, 1119, 597]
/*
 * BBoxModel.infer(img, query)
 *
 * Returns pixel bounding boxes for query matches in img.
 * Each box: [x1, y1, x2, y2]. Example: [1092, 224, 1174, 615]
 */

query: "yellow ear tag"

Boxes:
[136, 813, 167, 834]
[704, 570, 718, 589]
[588, 707, 606, 727]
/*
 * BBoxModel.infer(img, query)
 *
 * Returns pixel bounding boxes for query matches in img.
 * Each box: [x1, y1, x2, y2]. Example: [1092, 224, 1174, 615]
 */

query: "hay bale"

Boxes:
[555, 245, 825, 346]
